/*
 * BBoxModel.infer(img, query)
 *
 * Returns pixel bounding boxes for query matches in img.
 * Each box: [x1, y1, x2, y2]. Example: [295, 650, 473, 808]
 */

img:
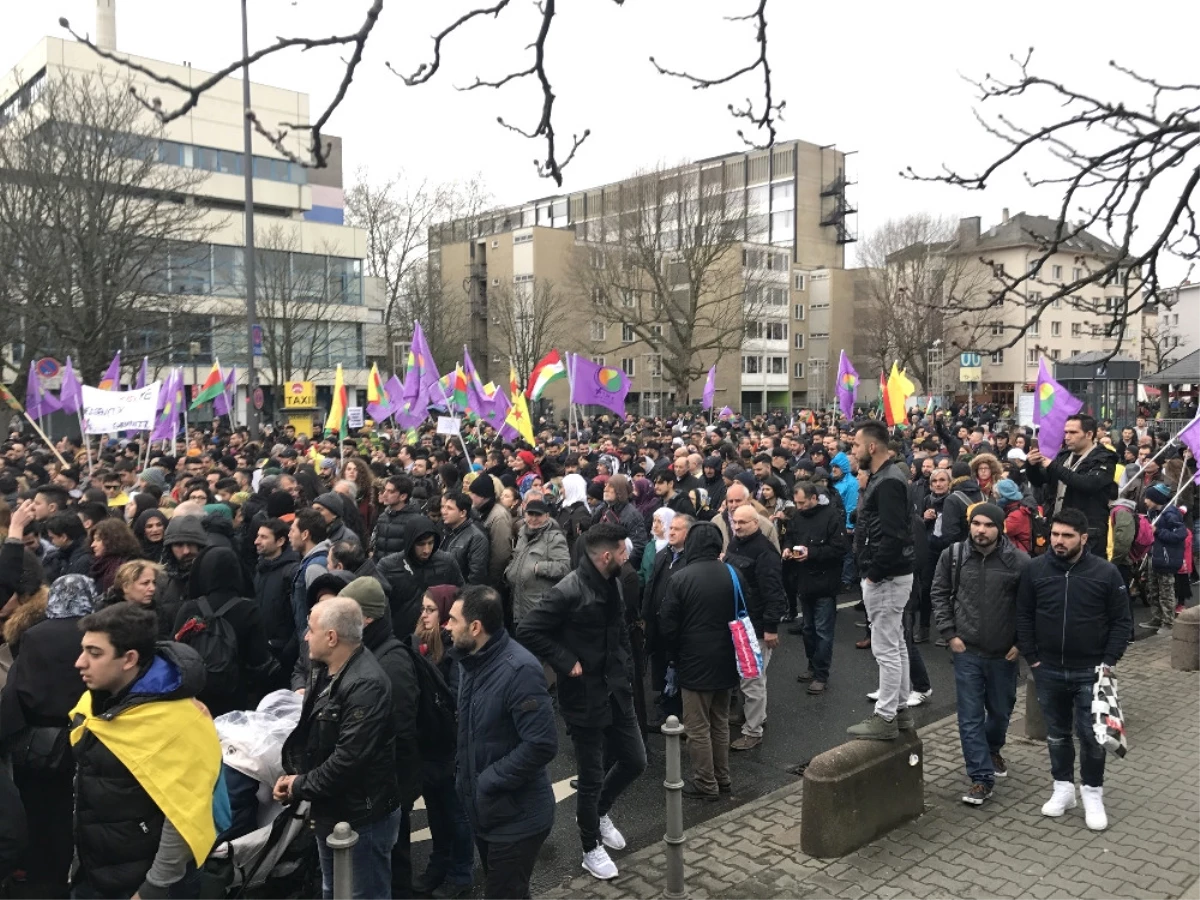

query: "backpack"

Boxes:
[175, 597, 243, 698]
[1111, 507, 1155, 563]
[402, 640, 458, 762]
[1028, 507, 1052, 557]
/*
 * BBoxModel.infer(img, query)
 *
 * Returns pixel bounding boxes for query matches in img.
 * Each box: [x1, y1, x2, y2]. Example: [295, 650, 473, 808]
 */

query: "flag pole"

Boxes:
[22, 408, 69, 467]
[1164, 476, 1195, 511]
[1117, 434, 1186, 497]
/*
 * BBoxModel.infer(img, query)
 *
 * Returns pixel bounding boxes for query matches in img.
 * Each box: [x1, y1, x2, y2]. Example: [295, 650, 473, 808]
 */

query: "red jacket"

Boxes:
[1003, 501, 1033, 553]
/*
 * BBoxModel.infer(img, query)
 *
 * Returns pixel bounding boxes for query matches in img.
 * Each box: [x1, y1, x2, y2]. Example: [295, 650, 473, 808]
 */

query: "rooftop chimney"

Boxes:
[956, 216, 980, 247]
[96, 0, 116, 52]
[1001, 207, 1010, 223]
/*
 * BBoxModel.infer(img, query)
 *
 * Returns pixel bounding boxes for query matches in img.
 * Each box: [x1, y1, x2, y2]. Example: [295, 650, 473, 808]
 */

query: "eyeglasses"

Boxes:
[421, 606, 439, 615]
[104, 484, 121, 492]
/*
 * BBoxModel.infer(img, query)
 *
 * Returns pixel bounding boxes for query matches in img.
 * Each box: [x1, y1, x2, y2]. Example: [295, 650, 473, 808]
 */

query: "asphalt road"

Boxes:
[408, 589, 964, 896]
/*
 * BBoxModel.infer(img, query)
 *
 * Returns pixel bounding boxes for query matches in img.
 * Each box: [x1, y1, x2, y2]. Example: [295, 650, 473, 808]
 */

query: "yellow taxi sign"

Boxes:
[284, 381, 316, 409]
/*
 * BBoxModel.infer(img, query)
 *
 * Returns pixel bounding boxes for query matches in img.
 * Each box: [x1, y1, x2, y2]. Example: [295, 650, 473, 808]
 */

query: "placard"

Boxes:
[436, 416, 461, 436]
[1017, 393, 1035, 428]
[81, 382, 161, 434]
[347, 406, 364, 429]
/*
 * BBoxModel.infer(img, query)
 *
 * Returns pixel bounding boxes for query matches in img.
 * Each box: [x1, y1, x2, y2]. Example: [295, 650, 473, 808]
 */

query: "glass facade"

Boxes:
[156, 241, 362, 305]
[156, 139, 306, 185]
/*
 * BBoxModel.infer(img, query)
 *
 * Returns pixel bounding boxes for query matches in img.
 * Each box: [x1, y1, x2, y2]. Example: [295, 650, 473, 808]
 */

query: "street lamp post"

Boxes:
[240, 0, 260, 438]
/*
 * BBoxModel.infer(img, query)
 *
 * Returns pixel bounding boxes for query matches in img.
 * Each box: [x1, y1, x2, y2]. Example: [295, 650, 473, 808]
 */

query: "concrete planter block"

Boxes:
[1171, 605, 1200, 671]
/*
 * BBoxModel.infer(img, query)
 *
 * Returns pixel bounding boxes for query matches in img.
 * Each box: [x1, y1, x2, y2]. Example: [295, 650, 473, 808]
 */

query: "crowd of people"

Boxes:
[0, 400, 1195, 898]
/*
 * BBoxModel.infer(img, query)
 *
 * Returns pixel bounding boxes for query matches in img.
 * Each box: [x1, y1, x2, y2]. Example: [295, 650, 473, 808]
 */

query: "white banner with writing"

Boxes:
[81, 382, 161, 434]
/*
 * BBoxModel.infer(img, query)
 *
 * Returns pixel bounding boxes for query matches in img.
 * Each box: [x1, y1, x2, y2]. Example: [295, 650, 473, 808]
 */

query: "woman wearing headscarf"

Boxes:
[640, 506, 676, 587]
[0, 574, 99, 898]
[124, 492, 158, 527]
[512, 449, 542, 496]
[132, 508, 169, 564]
[557, 472, 592, 559]
[632, 476, 658, 526]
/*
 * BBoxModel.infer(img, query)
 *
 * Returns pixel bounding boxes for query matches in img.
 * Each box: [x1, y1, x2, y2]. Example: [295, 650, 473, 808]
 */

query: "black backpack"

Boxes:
[177, 596, 243, 698]
[401, 640, 458, 761]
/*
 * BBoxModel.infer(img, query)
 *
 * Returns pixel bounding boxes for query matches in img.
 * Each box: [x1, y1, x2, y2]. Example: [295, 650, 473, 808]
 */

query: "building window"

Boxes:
[1071, 323, 1081, 337]
[621, 324, 635, 343]
[1028, 321, 1040, 337]
[992, 263, 1006, 277]
[1052, 265, 1062, 280]
[794, 273, 806, 291]
[621, 358, 636, 377]
[1050, 349, 1062, 360]
[794, 333, 805, 350]
[1051, 297, 1062, 309]
[764, 322, 787, 341]
[592, 356, 606, 367]
[513, 273, 534, 284]
[766, 356, 787, 374]
[513, 232, 533, 244]
[648, 354, 662, 377]
[990, 350, 1004, 365]
[590, 321, 606, 342]
[991, 322, 1004, 337]
[621, 290, 636, 308]
[793, 303, 805, 321]
[1027, 348, 1039, 365]
[1073, 267, 1082, 281]
[650, 324, 664, 344]
[741, 355, 762, 374]
[1027, 260, 1039, 275]
[1051, 321, 1061, 337]
[745, 322, 762, 340]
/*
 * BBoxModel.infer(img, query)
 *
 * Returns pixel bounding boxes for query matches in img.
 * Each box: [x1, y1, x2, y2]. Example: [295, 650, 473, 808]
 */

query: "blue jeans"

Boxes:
[423, 772, 475, 886]
[952, 651, 1018, 786]
[799, 595, 836, 681]
[842, 544, 858, 584]
[316, 808, 402, 900]
[1033, 664, 1106, 787]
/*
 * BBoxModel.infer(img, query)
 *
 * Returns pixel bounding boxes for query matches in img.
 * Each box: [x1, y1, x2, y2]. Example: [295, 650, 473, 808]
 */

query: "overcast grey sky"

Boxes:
[6, 1, 1195, 276]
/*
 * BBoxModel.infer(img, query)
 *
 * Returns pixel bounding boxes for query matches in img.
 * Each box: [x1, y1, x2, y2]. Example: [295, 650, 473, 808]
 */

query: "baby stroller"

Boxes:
[200, 692, 319, 899]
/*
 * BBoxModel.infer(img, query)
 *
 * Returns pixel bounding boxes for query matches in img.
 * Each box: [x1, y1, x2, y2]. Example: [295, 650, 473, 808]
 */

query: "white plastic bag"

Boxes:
[214, 689, 303, 786]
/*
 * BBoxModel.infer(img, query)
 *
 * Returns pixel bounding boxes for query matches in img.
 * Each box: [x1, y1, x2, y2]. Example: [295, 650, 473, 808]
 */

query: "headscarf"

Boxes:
[632, 476, 657, 518]
[46, 574, 99, 619]
[651, 507, 676, 552]
[561, 473, 588, 508]
[133, 509, 170, 564]
[608, 474, 632, 504]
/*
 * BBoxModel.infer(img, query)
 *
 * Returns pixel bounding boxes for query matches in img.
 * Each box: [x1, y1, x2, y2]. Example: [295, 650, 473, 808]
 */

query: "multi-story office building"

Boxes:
[431, 138, 856, 416]
[0, 24, 383, 425]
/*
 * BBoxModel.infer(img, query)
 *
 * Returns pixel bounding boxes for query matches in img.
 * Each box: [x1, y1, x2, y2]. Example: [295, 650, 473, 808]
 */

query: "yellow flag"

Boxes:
[504, 366, 535, 445]
[885, 361, 915, 426]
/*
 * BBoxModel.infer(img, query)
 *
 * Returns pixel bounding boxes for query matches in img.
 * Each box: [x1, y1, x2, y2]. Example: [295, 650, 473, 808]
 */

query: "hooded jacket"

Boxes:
[829, 452, 859, 528]
[1149, 503, 1189, 574]
[594, 477, 650, 565]
[440, 517, 490, 586]
[505, 520, 571, 622]
[1108, 498, 1139, 565]
[172, 547, 279, 717]
[475, 498, 514, 587]
[656, 522, 741, 692]
[133, 510, 169, 565]
[361, 615, 423, 805]
[376, 516, 464, 638]
[931, 537, 1030, 658]
[158, 516, 209, 633]
[254, 547, 301, 671]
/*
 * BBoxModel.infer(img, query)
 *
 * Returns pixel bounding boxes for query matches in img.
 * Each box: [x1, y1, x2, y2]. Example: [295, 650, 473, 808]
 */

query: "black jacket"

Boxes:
[778, 498, 847, 599]
[172, 547, 279, 717]
[72, 643, 207, 898]
[594, 499, 649, 569]
[854, 458, 916, 582]
[640, 544, 686, 655]
[936, 479, 983, 554]
[371, 504, 423, 560]
[362, 617, 423, 805]
[283, 645, 400, 827]
[254, 549, 300, 672]
[725, 528, 786, 636]
[518, 551, 634, 729]
[376, 516, 465, 638]
[931, 537, 1030, 658]
[1027, 443, 1118, 541]
[656, 523, 740, 692]
[440, 519, 490, 586]
[42, 536, 92, 583]
[0, 765, 25, 882]
[1016, 550, 1132, 669]
[454, 629, 557, 843]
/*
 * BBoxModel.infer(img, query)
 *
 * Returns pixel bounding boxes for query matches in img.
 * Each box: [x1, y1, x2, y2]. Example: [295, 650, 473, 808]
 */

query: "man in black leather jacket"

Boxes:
[279, 597, 401, 899]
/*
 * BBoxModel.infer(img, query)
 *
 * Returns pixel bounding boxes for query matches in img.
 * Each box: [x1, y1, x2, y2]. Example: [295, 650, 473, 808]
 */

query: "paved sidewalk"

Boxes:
[544, 633, 1199, 899]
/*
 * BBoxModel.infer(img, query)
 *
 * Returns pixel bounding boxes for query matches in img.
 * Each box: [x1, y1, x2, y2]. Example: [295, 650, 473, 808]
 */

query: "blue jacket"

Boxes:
[454, 629, 557, 843]
[830, 452, 858, 529]
[1150, 504, 1189, 574]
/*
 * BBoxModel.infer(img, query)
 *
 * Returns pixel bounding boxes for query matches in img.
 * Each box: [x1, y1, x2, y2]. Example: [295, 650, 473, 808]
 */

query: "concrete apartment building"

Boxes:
[430, 138, 857, 416]
[0, 19, 383, 424]
[930, 212, 1147, 408]
[1151, 281, 1200, 364]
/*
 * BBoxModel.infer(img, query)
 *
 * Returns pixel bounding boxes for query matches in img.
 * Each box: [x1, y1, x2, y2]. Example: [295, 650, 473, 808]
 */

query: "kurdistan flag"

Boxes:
[189, 361, 225, 410]
[325, 364, 348, 435]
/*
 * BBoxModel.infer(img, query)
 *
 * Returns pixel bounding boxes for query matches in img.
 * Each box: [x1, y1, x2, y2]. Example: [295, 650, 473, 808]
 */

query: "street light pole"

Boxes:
[240, 0, 260, 438]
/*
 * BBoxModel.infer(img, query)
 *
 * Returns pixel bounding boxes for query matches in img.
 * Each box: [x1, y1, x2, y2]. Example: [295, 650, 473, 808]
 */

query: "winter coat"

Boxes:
[371, 504, 423, 560]
[1149, 504, 1189, 574]
[713, 511, 781, 553]
[172, 547, 279, 717]
[289, 540, 331, 642]
[595, 499, 649, 569]
[931, 537, 1030, 658]
[829, 452, 859, 528]
[453, 629, 557, 843]
[656, 522, 740, 692]
[42, 536, 92, 583]
[1108, 499, 1139, 565]
[1016, 550, 1132, 669]
[283, 645, 400, 828]
[71, 643, 207, 898]
[441, 519, 490, 586]
[254, 548, 300, 671]
[725, 528, 786, 636]
[518, 551, 634, 729]
[505, 522, 571, 622]
[1002, 499, 1036, 554]
[477, 499, 514, 587]
[1027, 443, 1119, 546]
[556, 502, 592, 559]
[779, 498, 847, 599]
[855, 458, 916, 582]
[376, 515, 464, 639]
[362, 617, 423, 806]
[0, 765, 24, 882]
[938, 479, 983, 552]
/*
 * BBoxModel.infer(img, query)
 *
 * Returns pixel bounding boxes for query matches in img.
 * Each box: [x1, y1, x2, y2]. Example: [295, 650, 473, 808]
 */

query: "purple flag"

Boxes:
[719, 405, 733, 418]
[483, 388, 512, 433]
[214, 366, 237, 417]
[403, 322, 442, 412]
[569, 354, 630, 417]
[98, 351, 121, 391]
[702, 365, 716, 409]
[58, 357, 83, 415]
[462, 347, 491, 419]
[151, 369, 182, 441]
[25, 360, 61, 420]
[1176, 415, 1200, 486]
[134, 357, 148, 390]
[1033, 358, 1083, 457]
[835, 350, 859, 420]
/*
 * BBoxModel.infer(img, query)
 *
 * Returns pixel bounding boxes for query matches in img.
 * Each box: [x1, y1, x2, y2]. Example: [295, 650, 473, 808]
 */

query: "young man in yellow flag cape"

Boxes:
[69, 603, 224, 899]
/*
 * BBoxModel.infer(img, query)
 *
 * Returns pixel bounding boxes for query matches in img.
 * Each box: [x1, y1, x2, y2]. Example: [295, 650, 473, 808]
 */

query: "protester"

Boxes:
[505, 497, 571, 626]
[1026, 414, 1118, 556]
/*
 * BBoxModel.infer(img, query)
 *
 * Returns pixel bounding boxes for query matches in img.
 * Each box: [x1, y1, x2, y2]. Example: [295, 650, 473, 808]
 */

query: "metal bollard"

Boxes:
[326, 820, 359, 900]
[661, 714, 687, 900]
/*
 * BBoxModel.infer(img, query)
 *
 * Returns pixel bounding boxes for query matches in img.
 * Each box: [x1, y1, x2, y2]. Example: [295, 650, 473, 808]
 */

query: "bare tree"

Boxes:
[345, 172, 488, 370]
[856, 214, 994, 389]
[63, 1, 784, 186]
[488, 278, 574, 388]
[402, 266, 471, 376]
[0, 71, 217, 390]
[906, 51, 1198, 359]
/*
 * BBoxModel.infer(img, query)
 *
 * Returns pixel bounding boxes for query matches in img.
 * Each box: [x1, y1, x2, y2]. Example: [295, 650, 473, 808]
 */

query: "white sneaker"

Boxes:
[907, 689, 933, 707]
[866, 689, 880, 700]
[599, 814, 626, 850]
[582, 845, 618, 880]
[1081, 785, 1108, 831]
[1041, 780, 1078, 817]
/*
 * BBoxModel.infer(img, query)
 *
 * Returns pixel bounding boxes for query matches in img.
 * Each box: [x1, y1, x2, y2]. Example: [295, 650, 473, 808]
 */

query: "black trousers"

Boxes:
[390, 805, 413, 898]
[476, 829, 550, 899]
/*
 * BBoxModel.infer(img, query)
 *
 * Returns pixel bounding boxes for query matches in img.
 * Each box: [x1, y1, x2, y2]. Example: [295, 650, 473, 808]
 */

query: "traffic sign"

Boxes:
[959, 352, 981, 368]
[35, 357, 60, 379]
